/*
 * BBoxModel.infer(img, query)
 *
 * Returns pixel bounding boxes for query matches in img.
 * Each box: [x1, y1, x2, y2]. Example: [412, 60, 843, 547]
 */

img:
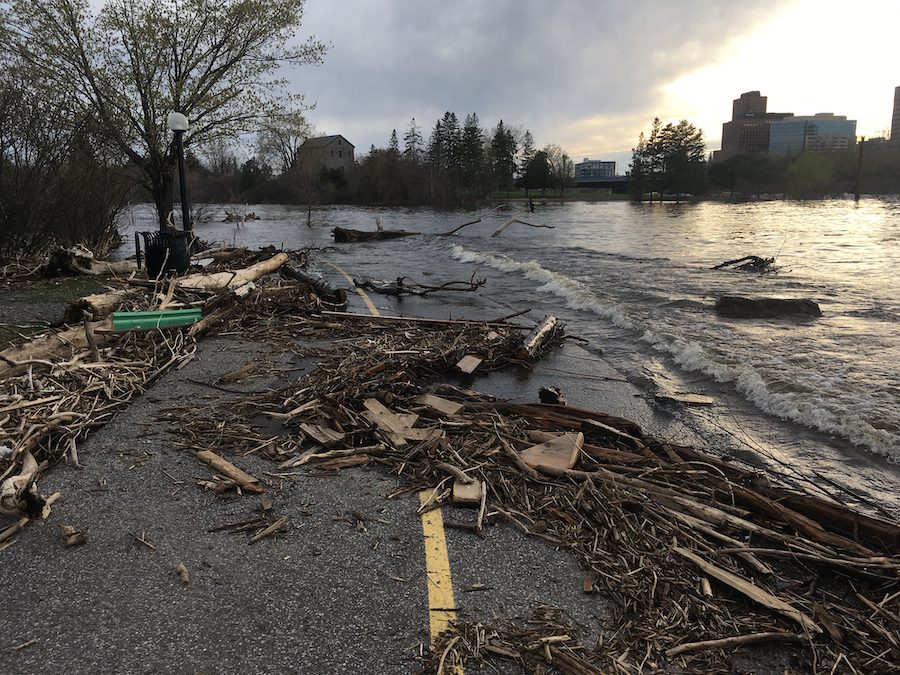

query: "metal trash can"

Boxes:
[141, 230, 191, 279]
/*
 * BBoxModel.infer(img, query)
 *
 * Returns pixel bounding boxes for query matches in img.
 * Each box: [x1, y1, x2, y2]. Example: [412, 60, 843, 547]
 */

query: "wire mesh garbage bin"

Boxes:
[141, 230, 191, 279]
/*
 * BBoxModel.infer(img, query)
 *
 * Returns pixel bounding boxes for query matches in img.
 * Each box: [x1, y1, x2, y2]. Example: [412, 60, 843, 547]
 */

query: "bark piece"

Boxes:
[514, 316, 561, 360]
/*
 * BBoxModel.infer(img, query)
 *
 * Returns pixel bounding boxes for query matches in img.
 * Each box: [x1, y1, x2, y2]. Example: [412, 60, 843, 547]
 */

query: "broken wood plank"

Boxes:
[655, 392, 715, 406]
[415, 394, 464, 417]
[298, 422, 345, 447]
[452, 479, 485, 507]
[519, 432, 584, 471]
[456, 354, 483, 374]
[195, 449, 265, 494]
[363, 398, 411, 437]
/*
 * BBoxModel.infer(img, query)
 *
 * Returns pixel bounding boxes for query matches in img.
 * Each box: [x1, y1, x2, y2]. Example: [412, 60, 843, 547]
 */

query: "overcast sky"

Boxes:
[291, 0, 898, 169]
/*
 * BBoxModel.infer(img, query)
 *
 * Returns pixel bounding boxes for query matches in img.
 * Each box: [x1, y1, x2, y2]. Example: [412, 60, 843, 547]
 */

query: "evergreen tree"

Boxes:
[658, 120, 706, 200]
[460, 113, 484, 190]
[388, 129, 399, 155]
[403, 118, 423, 161]
[491, 120, 517, 193]
[440, 111, 461, 172]
[629, 118, 705, 201]
[524, 149, 551, 195]
[519, 130, 536, 176]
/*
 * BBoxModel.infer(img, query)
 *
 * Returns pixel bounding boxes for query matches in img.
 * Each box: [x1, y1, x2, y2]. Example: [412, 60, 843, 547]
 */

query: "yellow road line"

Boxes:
[326, 261, 380, 316]
[419, 491, 459, 646]
[329, 259, 460, 664]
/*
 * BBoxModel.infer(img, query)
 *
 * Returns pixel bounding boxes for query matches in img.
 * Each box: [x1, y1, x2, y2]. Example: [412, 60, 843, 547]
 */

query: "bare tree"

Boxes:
[544, 144, 575, 198]
[256, 111, 314, 175]
[1, 0, 326, 229]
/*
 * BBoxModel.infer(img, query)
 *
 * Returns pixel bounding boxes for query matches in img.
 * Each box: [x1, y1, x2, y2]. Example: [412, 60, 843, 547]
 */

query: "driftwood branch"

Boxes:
[439, 218, 482, 236]
[712, 255, 775, 272]
[354, 272, 486, 297]
[492, 212, 555, 237]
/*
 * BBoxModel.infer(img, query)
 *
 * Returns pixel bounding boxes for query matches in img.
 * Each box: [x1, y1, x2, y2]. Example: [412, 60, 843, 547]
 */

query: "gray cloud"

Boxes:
[288, 0, 776, 159]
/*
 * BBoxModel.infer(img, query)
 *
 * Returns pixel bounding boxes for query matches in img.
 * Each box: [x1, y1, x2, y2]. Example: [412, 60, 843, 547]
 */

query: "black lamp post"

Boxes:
[166, 111, 192, 233]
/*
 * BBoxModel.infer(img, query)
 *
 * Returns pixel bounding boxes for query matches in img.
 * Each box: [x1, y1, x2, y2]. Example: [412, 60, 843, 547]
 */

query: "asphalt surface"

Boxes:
[0, 279, 660, 674]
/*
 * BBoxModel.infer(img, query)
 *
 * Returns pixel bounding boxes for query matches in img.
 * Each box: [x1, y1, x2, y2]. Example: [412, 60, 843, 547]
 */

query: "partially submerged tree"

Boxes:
[1, 0, 326, 229]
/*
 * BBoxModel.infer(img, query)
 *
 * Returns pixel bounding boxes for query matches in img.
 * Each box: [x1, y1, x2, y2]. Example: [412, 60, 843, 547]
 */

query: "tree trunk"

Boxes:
[150, 170, 175, 231]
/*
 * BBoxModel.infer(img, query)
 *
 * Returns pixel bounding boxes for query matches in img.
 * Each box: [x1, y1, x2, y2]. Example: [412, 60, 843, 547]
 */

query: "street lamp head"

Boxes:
[167, 112, 189, 132]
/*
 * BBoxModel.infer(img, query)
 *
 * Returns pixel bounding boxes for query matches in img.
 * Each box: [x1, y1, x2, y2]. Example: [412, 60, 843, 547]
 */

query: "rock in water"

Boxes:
[715, 296, 822, 319]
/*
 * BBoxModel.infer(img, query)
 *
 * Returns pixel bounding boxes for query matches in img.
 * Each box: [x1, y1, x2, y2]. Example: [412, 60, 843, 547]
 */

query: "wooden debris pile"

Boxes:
[168, 315, 899, 673]
[0, 250, 321, 536]
[424, 605, 601, 674]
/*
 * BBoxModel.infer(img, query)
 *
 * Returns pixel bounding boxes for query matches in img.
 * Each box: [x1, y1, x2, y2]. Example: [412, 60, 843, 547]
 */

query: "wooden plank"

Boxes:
[519, 432, 583, 470]
[456, 354, 483, 374]
[416, 394, 464, 417]
[298, 423, 345, 447]
[452, 479, 484, 507]
[195, 449, 265, 494]
[363, 398, 410, 435]
[655, 392, 714, 406]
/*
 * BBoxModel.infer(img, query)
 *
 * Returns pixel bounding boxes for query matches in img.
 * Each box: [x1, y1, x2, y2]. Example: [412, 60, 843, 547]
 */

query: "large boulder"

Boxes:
[715, 295, 822, 319]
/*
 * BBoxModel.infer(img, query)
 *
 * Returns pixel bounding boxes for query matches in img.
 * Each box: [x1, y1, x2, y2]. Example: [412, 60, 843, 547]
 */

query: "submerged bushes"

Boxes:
[0, 72, 132, 260]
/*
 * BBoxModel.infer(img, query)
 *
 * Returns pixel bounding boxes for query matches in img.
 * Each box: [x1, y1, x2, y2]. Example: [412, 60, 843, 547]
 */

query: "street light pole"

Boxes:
[166, 112, 192, 233]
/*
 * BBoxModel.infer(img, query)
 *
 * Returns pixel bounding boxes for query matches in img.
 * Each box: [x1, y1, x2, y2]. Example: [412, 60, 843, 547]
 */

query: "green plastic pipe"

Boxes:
[111, 309, 202, 331]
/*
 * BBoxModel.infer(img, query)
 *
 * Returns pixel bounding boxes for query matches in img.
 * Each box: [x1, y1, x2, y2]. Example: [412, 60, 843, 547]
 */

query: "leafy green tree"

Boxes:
[658, 120, 706, 200]
[1, 0, 326, 229]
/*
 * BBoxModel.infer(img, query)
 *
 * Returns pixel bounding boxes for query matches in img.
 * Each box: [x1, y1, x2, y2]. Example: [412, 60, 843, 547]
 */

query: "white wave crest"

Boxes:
[450, 244, 900, 459]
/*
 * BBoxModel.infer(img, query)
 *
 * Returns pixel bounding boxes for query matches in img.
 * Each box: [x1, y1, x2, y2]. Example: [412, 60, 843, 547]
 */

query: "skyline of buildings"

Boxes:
[714, 91, 858, 160]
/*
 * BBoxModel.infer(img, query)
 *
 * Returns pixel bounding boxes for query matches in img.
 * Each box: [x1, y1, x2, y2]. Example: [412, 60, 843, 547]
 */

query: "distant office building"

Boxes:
[892, 86, 900, 143]
[575, 158, 616, 178]
[768, 114, 857, 155]
[715, 91, 793, 160]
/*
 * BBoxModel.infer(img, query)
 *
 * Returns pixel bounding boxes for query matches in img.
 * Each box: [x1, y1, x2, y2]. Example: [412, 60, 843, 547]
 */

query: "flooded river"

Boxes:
[120, 198, 900, 519]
